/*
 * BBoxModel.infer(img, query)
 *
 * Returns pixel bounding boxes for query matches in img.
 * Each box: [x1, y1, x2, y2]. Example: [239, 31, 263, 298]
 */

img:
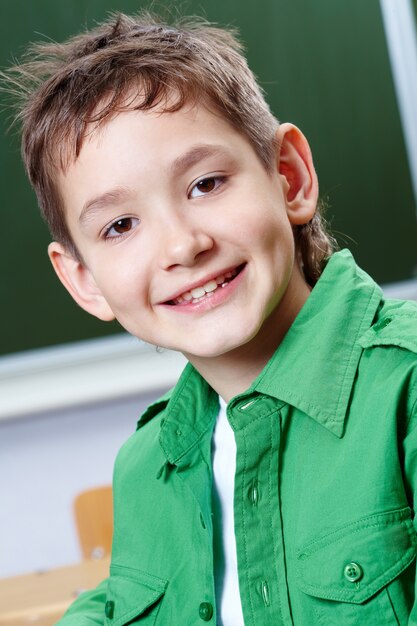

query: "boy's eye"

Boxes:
[189, 176, 225, 198]
[105, 217, 139, 239]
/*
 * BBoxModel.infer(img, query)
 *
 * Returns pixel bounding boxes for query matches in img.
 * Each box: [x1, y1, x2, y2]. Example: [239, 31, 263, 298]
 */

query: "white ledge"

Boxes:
[0, 334, 187, 421]
[1, 278, 416, 422]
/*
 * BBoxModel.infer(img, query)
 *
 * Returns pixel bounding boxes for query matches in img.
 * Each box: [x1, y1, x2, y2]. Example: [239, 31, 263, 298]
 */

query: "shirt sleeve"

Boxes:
[55, 577, 108, 625]
[403, 384, 417, 625]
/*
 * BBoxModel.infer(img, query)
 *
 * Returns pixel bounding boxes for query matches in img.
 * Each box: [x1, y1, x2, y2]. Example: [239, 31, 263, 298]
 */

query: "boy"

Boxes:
[4, 11, 417, 625]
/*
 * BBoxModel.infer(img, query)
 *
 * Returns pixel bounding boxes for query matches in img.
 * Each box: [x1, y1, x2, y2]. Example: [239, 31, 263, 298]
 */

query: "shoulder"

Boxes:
[113, 388, 173, 478]
[359, 298, 417, 354]
[358, 297, 417, 417]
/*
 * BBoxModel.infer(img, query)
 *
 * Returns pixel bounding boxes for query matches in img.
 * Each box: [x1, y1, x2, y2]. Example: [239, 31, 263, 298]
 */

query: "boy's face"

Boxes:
[50, 102, 317, 361]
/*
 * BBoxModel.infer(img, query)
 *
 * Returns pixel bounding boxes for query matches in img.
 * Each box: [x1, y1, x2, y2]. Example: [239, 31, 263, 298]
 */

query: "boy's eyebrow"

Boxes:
[79, 187, 133, 225]
[170, 144, 231, 175]
[78, 145, 230, 225]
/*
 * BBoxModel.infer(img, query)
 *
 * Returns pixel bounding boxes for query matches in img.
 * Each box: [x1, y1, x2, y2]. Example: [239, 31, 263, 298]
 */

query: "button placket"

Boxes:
[232, 404, 292, 624]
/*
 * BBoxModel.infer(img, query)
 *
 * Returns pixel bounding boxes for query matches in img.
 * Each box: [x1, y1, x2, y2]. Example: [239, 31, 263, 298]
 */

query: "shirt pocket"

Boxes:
[104, 564, 168, 626]
[295, 506, 417, 624]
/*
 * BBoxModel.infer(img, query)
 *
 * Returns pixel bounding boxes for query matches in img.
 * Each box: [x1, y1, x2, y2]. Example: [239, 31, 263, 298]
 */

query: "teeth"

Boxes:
[190, 286, 206, 298]
[174, 267, 240, 304]
[202, 280, 217, 293]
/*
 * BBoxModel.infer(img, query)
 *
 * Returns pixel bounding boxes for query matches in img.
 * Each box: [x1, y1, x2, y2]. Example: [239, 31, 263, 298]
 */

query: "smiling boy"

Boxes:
[51, 104, 316, 398]
[5, 11, 417, 626]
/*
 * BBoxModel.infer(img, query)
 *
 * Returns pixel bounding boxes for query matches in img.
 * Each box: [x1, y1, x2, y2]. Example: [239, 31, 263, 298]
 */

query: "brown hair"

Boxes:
[3, 11, 336, 284]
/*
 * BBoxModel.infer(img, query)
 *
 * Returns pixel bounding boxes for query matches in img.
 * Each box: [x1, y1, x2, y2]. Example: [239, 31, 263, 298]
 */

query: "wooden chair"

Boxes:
[73, 485, 113, 560]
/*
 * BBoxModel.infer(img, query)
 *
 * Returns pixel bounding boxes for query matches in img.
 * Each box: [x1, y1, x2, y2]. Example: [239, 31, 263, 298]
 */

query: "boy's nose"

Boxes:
[159, 221, 214, 270]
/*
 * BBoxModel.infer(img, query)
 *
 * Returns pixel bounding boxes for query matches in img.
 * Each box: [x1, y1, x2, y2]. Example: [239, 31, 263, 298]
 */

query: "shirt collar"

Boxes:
[157, 363, 219, 465]
[143, 249, 383, 462]
[252, 249, 382, 437]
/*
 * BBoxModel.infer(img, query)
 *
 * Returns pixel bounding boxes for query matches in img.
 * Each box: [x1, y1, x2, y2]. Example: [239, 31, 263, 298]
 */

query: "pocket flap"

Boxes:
[105, 564, 168, 626]
[296, 507, 417, 604]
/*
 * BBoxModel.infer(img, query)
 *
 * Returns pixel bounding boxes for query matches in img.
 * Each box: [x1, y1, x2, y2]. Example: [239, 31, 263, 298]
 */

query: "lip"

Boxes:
[160, 263, 246, 304]
[159, 263, 247, 313]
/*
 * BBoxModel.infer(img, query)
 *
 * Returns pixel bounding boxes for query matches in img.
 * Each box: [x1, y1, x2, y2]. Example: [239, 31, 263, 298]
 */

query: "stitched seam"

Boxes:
[163, 366, 193, 414]
[159, 378, 215, 462]
[270, 415, 284, 622]
[196, 439, 214, 590]
[253, 382, 329, 422]
[158, 367, 194, 458]
[298, 507, 411, 555]
[236, 398, 285, 419]
[362, 338, 417, 350]
[244, 409, 280, 428]
[299, 549, 415, 601]
[242, 430, 256, 624]
[333, 283, 379, 423]
[256, 285, 380, 426]
[172, 421, 215, 462]
[229, 406, 282, 434]
[303, 518, 409, 554]
[113, 593, 162, 626]
[268, 388, 336, 424]
[109, 564, 167, 589]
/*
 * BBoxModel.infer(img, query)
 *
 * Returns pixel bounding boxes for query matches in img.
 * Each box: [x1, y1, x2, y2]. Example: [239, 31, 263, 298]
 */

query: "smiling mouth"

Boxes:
[166, 264, 246, 305]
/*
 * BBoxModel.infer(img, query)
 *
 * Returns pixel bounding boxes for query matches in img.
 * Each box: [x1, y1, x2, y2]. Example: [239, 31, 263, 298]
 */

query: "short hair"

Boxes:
[3, 11, 336, 284]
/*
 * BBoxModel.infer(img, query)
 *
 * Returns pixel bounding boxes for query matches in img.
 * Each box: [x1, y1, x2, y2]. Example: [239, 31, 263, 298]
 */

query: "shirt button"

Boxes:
[344, 562, 363, 582]
[105, 600, 115, 619]
[249, 481, 259, 506]
[374, 317, 392, 331]
[199, 601, 213, 621]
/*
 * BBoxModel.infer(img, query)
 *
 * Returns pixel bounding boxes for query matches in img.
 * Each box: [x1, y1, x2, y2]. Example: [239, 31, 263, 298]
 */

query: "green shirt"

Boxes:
[58, 249, 417, 625]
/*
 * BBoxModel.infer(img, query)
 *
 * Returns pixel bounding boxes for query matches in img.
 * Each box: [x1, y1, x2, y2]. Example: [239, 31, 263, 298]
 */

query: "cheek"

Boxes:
[252, 210, 295, 255]
[91, 262, 145, 312]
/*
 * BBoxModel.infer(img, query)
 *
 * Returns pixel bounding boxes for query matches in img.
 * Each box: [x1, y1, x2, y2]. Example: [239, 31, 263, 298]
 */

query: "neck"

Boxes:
[184, 271, 312, 402]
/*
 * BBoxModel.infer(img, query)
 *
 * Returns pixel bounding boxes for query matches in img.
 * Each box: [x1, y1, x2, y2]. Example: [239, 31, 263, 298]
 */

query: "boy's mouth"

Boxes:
[165, 264, 245, 306]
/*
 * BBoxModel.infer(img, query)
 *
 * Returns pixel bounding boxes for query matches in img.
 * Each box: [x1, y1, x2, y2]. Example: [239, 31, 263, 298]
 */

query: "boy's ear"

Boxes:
[276, 123, 318, 225]
[48, 242, 115, 321]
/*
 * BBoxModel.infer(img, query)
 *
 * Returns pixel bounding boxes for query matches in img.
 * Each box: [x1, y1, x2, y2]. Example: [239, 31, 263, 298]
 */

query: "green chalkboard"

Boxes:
[1, 0, 416, 355]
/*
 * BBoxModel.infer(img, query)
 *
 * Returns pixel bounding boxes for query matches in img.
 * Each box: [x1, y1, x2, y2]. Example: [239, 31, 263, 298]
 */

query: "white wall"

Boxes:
[0, 389, 166, 578]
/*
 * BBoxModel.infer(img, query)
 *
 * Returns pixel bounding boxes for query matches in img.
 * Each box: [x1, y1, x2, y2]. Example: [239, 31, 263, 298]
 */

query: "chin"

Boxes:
[182, 325, 261, 360]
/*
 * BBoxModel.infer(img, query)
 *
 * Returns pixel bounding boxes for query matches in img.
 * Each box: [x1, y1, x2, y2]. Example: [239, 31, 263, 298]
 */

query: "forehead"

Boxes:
[86, 100, 240, 151]
[57, 103, 259, 217]
[70, 102, 244, 169]
[75, 93, 232, 156]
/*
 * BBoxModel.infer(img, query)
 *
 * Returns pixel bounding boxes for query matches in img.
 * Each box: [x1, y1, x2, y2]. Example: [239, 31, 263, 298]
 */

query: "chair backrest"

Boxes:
[73, 485, 113, 560]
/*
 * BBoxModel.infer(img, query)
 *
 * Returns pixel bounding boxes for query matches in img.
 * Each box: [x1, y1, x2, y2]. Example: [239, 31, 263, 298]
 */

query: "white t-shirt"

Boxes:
[212, 397, 245, 625]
